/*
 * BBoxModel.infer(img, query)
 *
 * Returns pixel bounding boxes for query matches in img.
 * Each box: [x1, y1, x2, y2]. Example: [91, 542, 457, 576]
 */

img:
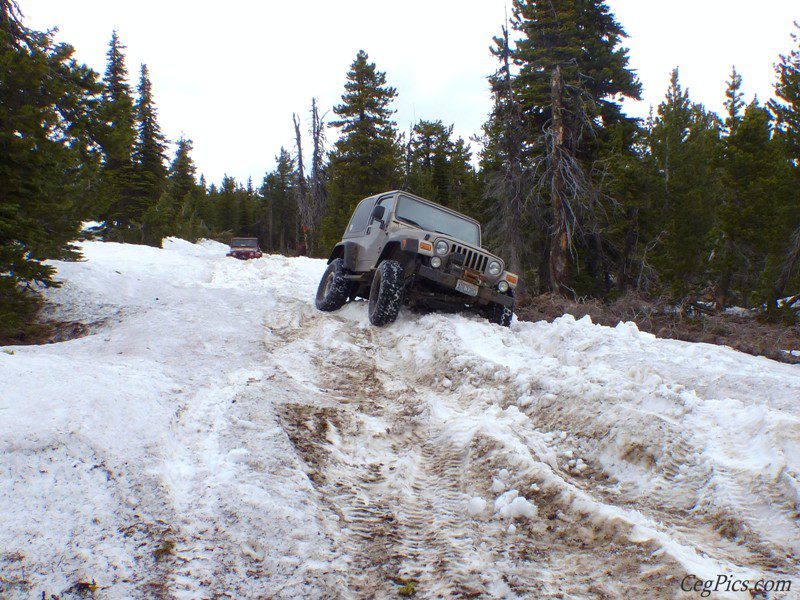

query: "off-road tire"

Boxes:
[486, 292, 514, 327]
[315, 258, 355, 312]
[368, 260, 404, 326]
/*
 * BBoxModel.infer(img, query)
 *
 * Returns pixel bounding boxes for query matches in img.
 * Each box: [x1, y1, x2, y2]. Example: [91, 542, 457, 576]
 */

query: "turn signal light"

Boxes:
[505, 273, 518, 285]
[419, 241, 433, 252]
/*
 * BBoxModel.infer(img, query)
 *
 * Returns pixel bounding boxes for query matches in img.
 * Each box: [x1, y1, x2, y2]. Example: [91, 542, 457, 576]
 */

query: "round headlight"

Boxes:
[434, 240, 449, 255]
[498, 280, 509, 292]
[430, 256, 442, 268]
[488, 260, 502, 276]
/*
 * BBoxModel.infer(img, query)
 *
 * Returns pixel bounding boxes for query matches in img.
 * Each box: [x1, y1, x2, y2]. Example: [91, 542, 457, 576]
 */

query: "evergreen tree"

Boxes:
[447, 136, 480, 216]
[769, 22, 800, 306]
[261, 149, 297, 253]
[770, 22, 800, 162]
[511, 0, 641, 141]
[507, 0, 642, 294]
[480, 22, 530, 281]
[321, 50, 401, 249]
[97, 30, 137, 236]
[216, 175, 242, 235]
[168, 137, 198, 201]
[648, 69, 723, 296]
[714, 101, 794, 307]
[132, 64, 167, 216]
[724, 66, 745, 134]
[0, 1, 102, 337]
[405, 120, 480, 216]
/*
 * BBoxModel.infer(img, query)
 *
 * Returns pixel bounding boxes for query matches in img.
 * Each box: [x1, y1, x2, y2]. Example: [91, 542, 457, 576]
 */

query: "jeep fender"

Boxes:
[377, 239, 420, 275]
[327, 241, 358, 270]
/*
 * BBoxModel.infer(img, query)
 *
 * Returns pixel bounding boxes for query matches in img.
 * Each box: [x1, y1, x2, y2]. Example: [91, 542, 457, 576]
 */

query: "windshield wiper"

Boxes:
[395, 216, 424, 229]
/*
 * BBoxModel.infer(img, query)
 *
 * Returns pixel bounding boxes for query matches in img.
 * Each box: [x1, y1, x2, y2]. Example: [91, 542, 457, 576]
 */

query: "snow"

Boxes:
[467, 496, 487, 516]
[494, 490, 538, 520]
[1, 238, 799, 598]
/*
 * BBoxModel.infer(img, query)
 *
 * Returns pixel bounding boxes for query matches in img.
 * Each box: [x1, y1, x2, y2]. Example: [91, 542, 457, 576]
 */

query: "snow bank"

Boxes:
[1, 238, 798, 598]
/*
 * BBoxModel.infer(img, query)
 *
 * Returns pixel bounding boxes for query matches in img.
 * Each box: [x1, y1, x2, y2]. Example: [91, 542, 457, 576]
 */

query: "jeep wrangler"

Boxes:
[315, 190, 518, 327]
[227, 237, 263, 260]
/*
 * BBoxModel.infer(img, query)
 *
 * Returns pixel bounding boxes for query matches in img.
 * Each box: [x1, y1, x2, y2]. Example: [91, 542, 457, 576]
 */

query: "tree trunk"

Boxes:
[773, 224, 800, 306]
[293, 113, 310, 255]
[715, 237, 735, 310]
[617, 207, 638, 292]
[548, 65, 570, 296]
[310, 98, 328, 256]
[267, 201, 273, 252]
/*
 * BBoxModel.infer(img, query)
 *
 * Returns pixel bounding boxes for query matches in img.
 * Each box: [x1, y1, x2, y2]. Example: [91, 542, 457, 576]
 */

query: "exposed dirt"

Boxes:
[517, 292, 800, 365]
[269, 304, 689, 599]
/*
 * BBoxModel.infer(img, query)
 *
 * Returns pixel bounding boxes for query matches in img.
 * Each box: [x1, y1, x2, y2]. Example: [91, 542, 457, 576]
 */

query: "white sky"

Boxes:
[23, 0, 799, 186]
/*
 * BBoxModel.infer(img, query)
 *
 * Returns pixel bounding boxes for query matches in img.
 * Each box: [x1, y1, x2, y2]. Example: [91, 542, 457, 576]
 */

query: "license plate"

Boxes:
[455, 279, 479, 297]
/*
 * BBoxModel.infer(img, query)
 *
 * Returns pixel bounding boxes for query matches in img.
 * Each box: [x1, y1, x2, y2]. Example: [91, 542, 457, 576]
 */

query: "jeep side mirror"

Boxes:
[371, 205, 385, 222]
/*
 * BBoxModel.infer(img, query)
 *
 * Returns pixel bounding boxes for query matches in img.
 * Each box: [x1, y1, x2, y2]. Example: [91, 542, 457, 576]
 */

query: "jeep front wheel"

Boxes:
[486, 292, 514, 327]
[315, 258, 354, 312]
[368, 260, 404, 326]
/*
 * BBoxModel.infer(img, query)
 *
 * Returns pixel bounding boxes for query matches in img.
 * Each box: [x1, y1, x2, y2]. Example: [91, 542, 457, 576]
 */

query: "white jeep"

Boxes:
[315, 190, 518, 327]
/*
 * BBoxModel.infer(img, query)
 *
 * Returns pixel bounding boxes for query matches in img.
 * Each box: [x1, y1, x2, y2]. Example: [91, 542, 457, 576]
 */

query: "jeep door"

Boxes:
[356, 193, 395, 271]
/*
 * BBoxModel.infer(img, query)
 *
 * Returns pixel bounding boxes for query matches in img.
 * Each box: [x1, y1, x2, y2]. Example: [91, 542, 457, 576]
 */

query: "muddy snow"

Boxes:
[1, 238, 798, 599]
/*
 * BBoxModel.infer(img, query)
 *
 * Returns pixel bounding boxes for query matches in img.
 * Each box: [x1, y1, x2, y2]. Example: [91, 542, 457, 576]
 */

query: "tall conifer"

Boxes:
[321, 51, 401, 249]
[98, 30, 137, 234]
[0, 1, 101, 337]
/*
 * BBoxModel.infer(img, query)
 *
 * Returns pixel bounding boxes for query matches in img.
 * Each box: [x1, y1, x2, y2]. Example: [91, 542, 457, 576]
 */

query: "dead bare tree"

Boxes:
[548, 66, 571, 295]
[309, 98, 329, 255]
[292, 112, 311, 255]
[484, 23, 529, 283]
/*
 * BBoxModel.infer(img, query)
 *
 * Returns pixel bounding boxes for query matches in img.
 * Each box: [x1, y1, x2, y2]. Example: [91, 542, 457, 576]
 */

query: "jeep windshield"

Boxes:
[394, 195, 480, 246]
[231, 239, 258, 247]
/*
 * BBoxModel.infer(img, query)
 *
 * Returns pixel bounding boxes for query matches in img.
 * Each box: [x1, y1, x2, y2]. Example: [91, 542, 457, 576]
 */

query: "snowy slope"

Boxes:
[1, 239, 798, 599]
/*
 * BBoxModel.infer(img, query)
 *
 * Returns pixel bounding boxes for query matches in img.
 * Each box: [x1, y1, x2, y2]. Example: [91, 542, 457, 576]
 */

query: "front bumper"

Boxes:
[227, 251, 263, 259]
[417, 265, 514, 307]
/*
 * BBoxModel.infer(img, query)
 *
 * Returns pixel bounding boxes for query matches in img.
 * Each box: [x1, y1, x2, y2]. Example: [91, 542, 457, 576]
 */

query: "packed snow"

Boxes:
[1, 238, 798, 598]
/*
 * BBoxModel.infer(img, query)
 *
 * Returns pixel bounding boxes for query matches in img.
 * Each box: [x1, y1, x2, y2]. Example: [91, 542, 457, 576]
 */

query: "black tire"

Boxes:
[368, 260, 404, 326]
[315, 258, 355, 312]
[486, 291, 514, 327]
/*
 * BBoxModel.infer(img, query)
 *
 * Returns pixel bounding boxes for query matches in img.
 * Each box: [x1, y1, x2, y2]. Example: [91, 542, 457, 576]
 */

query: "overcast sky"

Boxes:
[23, 0, 799, 186]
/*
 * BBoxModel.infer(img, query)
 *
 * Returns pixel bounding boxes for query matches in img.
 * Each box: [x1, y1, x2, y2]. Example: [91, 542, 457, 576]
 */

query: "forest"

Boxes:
[2, 0, 799, 340]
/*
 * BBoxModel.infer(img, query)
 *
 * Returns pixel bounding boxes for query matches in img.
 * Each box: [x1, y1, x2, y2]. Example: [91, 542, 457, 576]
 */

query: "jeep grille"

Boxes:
[451, 243, 490, 273]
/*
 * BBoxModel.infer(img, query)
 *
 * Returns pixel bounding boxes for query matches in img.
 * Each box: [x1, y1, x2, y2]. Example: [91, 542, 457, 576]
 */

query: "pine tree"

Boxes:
[168, 137, 198, 201]
[133, 66, 167, 200]
[216, 175, 242, 235]
[648, 69, 722, 297]
[261, 149, 297, 253]
[769, 22, 800, 306]
[770, 22, 800, 162]
[97, 30, 137, 236]
[724, 66, 745, 134]
[321, 50, 401, 249]
[506, 0, 642, 295]
[0, 1, 102, 338]
[715, 100, 793, 307]
[406, 120, 452, 204]
[447, 137, 480, 216]
[480, 22, 530, 281]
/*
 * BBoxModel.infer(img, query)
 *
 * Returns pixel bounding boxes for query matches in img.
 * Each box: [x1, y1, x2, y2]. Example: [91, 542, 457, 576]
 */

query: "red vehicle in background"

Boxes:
[226, 237, 263, 260]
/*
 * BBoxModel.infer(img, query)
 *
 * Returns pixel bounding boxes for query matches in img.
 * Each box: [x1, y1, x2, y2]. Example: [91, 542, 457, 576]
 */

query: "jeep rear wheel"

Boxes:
[368, 260, 404, 326]
[315, 258, 355, 312]
[486, 292, 514, 327]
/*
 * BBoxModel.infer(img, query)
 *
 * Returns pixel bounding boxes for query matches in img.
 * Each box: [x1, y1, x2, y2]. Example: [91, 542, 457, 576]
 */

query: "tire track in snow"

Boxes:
[267, 301, 686, 598]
